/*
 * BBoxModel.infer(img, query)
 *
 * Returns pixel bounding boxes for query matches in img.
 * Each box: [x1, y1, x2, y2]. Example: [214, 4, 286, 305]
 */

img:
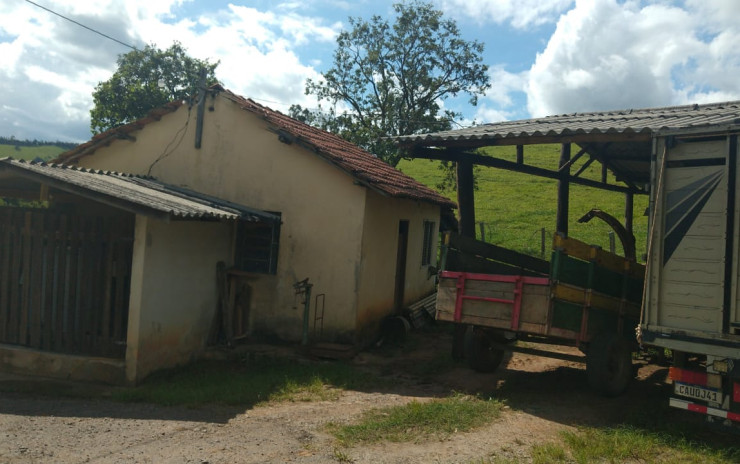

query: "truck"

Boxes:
[640, 128, 740, 425]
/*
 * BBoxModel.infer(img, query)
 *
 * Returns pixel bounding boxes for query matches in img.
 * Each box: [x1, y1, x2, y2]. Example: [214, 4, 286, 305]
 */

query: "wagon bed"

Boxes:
[436, 232, 645, 395]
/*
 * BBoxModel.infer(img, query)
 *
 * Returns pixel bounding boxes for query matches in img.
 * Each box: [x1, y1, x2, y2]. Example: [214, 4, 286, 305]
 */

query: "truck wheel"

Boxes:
[586, 334, 633, 397]
[464, 327, 505, 373]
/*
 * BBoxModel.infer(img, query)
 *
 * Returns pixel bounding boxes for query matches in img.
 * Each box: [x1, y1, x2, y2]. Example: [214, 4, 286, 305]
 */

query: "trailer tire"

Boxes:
[464, 327, 505, 373]
[586, 334, 633, 397]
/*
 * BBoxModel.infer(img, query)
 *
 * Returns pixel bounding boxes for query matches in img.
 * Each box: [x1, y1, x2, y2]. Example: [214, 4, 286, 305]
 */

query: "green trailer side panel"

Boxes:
[587, 307, 619, 336]
[551, 300, 582, 332]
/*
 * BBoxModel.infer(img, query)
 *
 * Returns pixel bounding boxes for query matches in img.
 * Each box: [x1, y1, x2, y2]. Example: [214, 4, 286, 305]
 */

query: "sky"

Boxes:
[1, 0, 740, 143]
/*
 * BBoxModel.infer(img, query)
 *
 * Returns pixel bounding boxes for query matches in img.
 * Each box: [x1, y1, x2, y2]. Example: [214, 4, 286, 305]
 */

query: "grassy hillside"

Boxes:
[397, 144, 649, 261]
[0, 142, 71, 161]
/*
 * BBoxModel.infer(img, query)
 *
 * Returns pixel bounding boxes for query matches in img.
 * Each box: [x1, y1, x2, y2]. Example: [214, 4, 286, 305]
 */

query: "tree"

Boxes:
[290, 1, 489, 166]
[90, 42, 219, 134]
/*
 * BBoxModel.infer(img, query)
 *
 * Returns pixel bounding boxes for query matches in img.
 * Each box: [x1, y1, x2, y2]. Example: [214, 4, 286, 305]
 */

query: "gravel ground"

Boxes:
[0, 330, 706, 464]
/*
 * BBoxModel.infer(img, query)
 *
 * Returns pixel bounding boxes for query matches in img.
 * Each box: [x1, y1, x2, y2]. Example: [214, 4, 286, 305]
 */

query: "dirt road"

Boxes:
[0, 330, 709, 463]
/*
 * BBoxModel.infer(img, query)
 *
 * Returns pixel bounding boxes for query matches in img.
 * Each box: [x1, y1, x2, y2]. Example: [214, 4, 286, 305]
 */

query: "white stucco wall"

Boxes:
[126, 216, 232, 383]
[356, 191, 440, 345]
[77, 95, 368, 343]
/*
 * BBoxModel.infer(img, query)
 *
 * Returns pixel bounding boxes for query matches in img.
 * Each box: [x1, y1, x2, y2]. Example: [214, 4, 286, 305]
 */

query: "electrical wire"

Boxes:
[146, 106, 192, 176]
[24, 0, 137, 50]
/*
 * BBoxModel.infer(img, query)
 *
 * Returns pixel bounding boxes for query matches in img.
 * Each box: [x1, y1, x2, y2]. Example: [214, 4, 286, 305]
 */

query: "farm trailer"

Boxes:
[640, 128, 740, 425]
[436, 231, 645, 396]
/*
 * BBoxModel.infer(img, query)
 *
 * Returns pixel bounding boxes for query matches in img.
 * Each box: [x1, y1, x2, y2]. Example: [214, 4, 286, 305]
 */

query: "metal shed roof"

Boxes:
[0, 158, 279, 223]
[396, 100, 740, 188]
[396, 101, 740, 145]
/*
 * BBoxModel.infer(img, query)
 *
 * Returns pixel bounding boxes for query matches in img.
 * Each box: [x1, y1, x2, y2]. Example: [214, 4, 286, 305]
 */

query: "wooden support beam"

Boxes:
[625, 192, 634, 237]
[410, 147, 642, 194]
[573, 157, 596, 178]
[557, 146, 588, 172]
[456, 159, 476, 238]
[557, 143, 571, 235]
[516, 145, 524, 164]
[601, 161, 608, 183]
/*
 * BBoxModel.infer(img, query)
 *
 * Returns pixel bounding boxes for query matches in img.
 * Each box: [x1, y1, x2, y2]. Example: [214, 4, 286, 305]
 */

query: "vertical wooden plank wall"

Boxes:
[0, 208, 133, 358]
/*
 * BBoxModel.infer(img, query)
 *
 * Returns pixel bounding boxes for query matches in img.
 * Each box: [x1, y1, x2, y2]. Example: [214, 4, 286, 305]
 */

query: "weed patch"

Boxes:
[328, 393, 503, 445]
[527, 426, 740, 464]
[111, 357, 376, 407]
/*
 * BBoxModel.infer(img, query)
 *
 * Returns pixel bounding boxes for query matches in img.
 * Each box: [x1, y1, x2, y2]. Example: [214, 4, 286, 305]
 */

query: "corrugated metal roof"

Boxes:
[0, 158, 279, 223]
[395, 100, 740, 145]
[395, 100, 740, 187]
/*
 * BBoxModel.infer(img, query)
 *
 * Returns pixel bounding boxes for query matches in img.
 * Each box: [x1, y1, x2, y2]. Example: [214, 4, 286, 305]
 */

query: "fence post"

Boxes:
[478, 222, 486, 242]
[608, 231, 616, 254]
[541, 228, 546, 258]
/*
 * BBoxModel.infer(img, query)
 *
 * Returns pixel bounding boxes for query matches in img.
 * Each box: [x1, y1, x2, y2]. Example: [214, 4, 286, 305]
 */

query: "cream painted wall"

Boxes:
[356, 191, 440, 345]
[78, 94, 368, 343]
[126, 216, 233, 383]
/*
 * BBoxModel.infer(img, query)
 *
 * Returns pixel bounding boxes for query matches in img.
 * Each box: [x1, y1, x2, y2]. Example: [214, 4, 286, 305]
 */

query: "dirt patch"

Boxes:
[0, 329, 719, 463]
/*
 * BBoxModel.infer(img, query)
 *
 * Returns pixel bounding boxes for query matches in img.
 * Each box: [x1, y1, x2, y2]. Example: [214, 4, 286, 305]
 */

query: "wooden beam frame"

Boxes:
[410, 147, 643, 194]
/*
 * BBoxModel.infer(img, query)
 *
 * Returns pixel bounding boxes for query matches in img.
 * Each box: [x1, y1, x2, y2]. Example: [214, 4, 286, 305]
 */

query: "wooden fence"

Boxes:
[0, 208, 134, 358]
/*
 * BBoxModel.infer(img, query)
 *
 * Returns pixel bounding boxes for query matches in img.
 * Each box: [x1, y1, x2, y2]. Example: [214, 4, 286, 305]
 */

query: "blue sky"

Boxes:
[1, 0, 740, 143]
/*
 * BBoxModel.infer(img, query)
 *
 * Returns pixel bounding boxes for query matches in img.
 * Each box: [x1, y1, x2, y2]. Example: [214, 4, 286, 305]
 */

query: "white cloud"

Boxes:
[0, 0, 340, 142]
[524, 0, 740, 117]
[440, 0, 573, 29]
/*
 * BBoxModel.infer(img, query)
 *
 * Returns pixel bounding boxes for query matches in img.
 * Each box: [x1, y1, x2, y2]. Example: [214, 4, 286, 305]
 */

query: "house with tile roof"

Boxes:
[30, 85, 453, 381]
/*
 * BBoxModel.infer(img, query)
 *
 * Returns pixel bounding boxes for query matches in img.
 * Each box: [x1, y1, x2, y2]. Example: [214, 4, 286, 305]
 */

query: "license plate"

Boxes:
[674, 382, 723, 404]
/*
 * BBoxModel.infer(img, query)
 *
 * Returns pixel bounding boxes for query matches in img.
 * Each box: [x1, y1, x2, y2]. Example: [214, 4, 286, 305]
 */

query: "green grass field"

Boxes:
[397, 144, 650, 260]
[0, 143, 69, 161]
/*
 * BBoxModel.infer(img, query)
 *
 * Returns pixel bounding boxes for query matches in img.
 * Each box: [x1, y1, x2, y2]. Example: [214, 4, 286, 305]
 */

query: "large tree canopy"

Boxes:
[291, 1, 490, 166]
[90, 42, 218, 134]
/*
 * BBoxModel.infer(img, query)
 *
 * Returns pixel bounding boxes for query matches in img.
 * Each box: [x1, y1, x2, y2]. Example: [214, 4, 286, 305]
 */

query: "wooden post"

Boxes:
[456, 158, 476, 238]
[625, 192, 634, 236]
[556, 143, 571, 236]
[516, 145, 524, 164]
[453, 157, 475, 361]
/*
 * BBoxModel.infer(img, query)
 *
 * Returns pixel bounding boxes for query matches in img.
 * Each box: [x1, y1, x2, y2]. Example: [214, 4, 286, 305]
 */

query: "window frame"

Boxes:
[421, 220, 436, 266]
[233, 215, 281, 275]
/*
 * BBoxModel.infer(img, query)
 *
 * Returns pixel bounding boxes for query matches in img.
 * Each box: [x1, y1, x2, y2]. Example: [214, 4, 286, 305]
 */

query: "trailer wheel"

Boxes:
[586, 334, 633, 397]
[464, 327, 506, 373]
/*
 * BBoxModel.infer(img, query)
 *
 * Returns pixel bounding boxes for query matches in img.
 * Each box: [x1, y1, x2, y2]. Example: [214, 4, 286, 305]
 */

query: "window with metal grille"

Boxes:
[421, 220, 436, 266]
[234, 217, 280, 274]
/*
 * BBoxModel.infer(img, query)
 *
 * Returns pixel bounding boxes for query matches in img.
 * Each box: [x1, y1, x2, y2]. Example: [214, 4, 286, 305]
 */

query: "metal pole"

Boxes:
[194, 67, 207, 149]
[302, 284, 312, 346]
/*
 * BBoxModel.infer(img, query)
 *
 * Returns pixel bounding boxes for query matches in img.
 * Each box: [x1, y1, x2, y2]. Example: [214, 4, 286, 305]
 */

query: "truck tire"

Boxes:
[464, 327, 506, 373]
[586, 334, 633, 397]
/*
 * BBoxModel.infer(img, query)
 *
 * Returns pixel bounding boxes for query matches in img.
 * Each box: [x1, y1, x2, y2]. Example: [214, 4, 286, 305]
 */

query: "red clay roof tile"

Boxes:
[54, 86, 455, 208]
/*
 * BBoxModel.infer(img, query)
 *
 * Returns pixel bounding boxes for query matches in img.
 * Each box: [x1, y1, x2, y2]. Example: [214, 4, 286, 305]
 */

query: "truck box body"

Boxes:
[641, 129, 740, 423]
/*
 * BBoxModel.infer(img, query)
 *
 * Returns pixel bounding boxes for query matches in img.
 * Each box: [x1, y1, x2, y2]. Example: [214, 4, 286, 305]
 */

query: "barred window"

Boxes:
[234, 217, 280, 274]
[421, 220, 436, 266]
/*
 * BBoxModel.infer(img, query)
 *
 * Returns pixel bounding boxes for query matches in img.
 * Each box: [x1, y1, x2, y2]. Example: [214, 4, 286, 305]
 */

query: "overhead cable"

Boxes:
[24, 0, 137, 50]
